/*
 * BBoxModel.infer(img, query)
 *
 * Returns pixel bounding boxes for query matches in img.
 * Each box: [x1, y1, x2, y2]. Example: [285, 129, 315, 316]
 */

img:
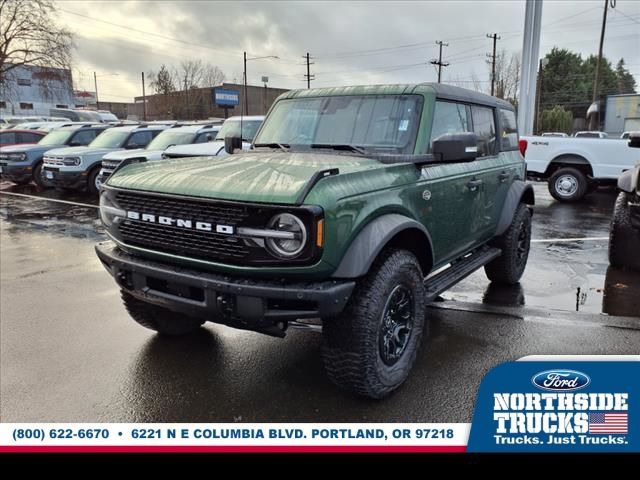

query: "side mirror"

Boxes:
[224, 136, 242, 154]
[432, 132, 479, 162]
[69, 141, 83, 147]
[628, 133, 640, 149]
[125, 143, 139, 150]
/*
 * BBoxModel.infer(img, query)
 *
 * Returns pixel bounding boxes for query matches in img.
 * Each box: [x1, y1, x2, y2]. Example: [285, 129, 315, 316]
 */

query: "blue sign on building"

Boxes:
[213, 88, 240, 106]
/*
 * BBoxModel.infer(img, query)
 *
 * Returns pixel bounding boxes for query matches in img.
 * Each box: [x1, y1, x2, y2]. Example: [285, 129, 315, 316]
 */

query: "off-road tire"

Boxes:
[121, 290, 205, 335]
[33, 162, 52, 188]
[609, 192, 640, 270]
[87, 166, 101, 195]
[321, 249, 426, 399]
[485, 203, 531, 285]
[548, 167, 589, 202]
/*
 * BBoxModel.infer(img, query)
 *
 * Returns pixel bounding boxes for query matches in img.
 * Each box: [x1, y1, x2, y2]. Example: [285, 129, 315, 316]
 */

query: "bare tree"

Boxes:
[0, 0, 74, 103]
[493, 50, 521, 104]
[179, 59, 205, 89]
[0, 0, 73, 76]
[202, 64, 226, 87]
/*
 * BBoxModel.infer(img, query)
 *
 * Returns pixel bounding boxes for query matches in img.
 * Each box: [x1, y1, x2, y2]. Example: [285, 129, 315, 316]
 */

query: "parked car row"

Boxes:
[0, 116, 264, 193]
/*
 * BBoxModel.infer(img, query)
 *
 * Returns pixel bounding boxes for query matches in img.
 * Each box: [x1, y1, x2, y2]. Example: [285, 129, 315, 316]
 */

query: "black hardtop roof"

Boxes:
[421, 83, 515, 110]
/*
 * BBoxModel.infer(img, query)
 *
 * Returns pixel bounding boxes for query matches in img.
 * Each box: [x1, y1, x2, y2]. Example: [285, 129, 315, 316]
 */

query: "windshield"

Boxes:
[88, 130, 129, 148]
[254, 95, 422, 154]
[215, 120, 262, 142]
[38, 130, 74, 146]
[145, 131, 196, 150]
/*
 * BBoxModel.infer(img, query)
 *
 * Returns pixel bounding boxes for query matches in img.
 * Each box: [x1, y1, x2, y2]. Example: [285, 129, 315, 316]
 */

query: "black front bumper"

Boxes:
[43, 167, 87, 189]
[0, 163, 33, 183]
[96, 241, 355, 327]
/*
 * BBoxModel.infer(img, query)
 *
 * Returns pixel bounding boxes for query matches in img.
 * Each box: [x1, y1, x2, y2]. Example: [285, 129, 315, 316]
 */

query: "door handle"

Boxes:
[499, 171, 510, 182]
[466, 179, 483, 191]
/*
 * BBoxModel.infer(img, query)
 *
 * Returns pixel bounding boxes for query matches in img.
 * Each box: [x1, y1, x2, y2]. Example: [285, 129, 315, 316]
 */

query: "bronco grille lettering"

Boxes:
[126, 210, 233, 234]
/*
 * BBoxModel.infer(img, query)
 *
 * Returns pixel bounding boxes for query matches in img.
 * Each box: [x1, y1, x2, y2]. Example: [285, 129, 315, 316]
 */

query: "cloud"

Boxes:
[59, 0, 640, 102]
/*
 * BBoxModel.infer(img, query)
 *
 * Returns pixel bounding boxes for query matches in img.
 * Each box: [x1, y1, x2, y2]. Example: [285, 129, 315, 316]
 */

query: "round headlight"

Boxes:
[62, 156, 81, 166]
[99, 192, 125, 228]
[266, 213, 307, 258]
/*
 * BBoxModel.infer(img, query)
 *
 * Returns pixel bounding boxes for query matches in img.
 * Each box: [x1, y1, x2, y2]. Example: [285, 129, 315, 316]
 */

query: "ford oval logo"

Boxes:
[531, 370, 591, 391]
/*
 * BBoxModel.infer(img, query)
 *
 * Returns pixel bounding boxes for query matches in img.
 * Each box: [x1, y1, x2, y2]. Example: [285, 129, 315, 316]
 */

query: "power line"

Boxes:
[430, 41, 449, 83]
[58, 8, 294, 61]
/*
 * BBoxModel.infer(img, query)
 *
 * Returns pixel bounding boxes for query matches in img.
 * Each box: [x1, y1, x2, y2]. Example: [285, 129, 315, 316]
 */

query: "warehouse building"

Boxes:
[0, 64, 74, 116]
[133, 82, 289, 121]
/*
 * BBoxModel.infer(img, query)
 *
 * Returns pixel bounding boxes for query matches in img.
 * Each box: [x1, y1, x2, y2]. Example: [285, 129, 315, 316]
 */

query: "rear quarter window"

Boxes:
[471, 106, 497, 157]
[499, 108, 518, 151]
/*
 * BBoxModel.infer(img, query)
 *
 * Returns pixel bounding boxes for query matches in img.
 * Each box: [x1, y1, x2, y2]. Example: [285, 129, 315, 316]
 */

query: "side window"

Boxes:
[499, 108, 518, 151]
[70, 129, 97, 145]
[18, 132, 41, 143]
[0, 132, 16, 145]
[430, 101, 471, 147]
[195, 132, 215, 143]
[471, 106, 497, 157]
[127, 131, 153, 148]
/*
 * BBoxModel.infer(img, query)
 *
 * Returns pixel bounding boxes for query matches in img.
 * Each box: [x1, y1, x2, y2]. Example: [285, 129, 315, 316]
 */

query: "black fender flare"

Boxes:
[495, 180, 535, 236]
[332, 213, 434, 279]
[617, 167, 638, 194]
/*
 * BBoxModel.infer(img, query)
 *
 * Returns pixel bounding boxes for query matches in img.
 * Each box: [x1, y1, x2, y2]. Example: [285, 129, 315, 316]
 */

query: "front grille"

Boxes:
[119, 221, 250, 260]
[101, 159, 121, 172]
[112, 189, 320, 266]
[43, 156, 64, 166]
[116, 191, 250, 225]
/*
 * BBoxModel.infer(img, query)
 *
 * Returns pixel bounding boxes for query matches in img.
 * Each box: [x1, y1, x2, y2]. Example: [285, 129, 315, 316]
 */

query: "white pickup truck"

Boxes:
[522, 135, 639, 202]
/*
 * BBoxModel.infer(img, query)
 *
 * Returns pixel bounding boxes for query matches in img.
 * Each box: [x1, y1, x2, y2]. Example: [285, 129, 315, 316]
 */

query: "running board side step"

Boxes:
[424, 246, 501, 302]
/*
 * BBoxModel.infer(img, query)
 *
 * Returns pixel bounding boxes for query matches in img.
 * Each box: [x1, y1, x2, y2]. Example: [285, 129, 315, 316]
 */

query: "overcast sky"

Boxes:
[55, 0, 640, 102]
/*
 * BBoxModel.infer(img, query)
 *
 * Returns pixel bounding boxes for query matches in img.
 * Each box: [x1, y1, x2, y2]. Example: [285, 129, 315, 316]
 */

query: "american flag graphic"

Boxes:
[588, 412, 628, 434]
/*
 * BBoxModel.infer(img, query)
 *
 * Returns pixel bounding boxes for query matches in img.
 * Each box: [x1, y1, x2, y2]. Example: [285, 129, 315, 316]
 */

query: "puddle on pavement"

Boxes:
[445, 265, 640, 318]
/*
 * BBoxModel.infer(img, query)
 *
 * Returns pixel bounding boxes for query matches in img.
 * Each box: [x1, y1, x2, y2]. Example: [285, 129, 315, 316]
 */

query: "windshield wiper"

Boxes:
[253, 142, 290, 152]
[310, 143, 367, 155]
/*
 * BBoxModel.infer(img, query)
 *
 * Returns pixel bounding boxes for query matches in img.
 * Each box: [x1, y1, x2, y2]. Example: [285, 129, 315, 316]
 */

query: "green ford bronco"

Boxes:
[96, 83, 534, 398]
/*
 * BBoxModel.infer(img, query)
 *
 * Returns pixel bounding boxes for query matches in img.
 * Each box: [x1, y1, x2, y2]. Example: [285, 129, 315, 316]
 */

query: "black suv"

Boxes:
[0, 124, 109, 187]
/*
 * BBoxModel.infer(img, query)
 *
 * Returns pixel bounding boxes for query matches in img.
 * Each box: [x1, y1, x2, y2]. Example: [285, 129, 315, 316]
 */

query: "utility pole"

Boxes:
[486, 33, 501, 96]
[141, 72, 147, 121]
[590, 0, 615, 131]
[430, 41, 449, 83]
[93, 71, 99, 110]
[184, 76, 189, 119]
[303, 52, 315, 89]
[243, 51, 248, 116]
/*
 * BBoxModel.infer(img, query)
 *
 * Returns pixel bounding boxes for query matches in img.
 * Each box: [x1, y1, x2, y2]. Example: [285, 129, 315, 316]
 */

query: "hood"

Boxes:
[102, 148, 150, 161]
[44, 146, 120, 157]
[107, 151, 386, 204]
[0, 143, 59, 154]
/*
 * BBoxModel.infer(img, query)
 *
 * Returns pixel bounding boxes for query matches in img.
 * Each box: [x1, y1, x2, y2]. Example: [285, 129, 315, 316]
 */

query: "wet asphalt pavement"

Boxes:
[1, 181, 638, 422]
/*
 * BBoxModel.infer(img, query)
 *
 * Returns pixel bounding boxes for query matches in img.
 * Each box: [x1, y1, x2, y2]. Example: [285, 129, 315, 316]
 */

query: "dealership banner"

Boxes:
[1, 358, 637, 453]
[0, 423, 468, 452]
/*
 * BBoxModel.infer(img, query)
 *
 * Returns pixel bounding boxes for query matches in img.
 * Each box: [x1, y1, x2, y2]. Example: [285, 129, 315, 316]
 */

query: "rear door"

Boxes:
[468, 105, 502, 241]
[417, 100, 485, 262]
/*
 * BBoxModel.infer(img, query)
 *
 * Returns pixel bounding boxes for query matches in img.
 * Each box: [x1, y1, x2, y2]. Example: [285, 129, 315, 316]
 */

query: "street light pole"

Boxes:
[243, 51, 248, 116]
[243, 53, 278, 116]
[94, 71, 99, 110]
